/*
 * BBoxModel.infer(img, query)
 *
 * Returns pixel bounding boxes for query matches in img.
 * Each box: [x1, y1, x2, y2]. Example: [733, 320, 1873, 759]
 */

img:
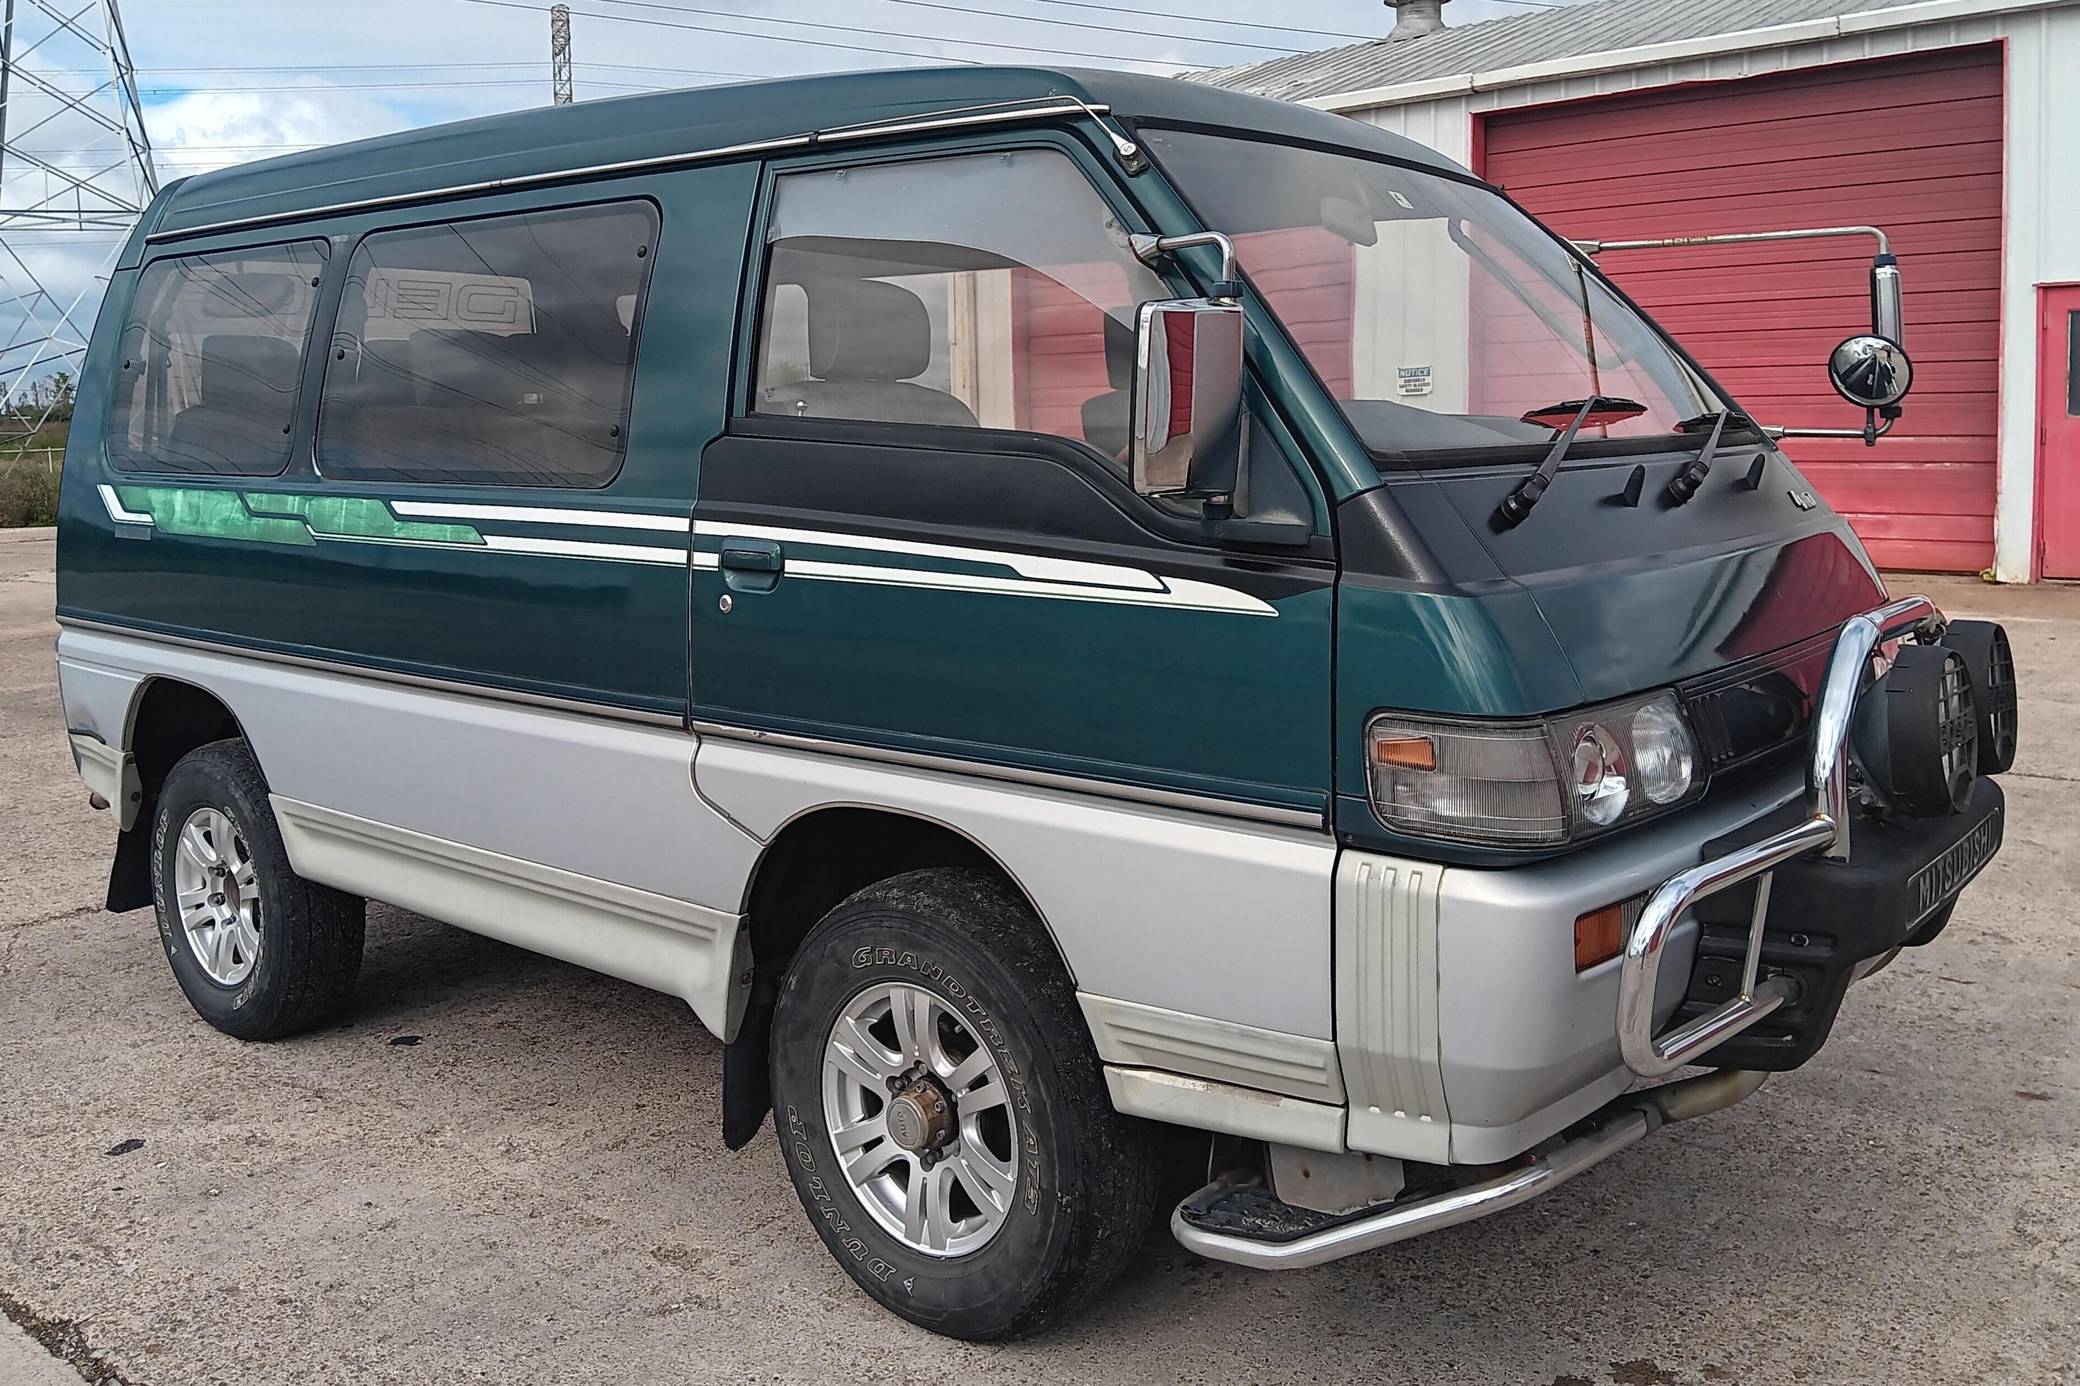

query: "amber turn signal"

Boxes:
[1371, 734, 1437, 772]
[1574, 902, 1628, 972]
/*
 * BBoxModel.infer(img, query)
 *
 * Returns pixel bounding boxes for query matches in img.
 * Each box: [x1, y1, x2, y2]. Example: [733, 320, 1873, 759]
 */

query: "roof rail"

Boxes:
[148, 95, 1130, 245]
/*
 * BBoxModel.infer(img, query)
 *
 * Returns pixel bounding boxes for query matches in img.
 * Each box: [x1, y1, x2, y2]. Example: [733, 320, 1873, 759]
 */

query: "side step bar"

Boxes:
[1170, 1069, 1767, 1271]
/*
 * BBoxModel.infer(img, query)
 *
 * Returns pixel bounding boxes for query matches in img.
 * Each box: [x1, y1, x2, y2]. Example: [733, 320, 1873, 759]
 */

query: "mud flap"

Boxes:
[721, 971, 777, 1150]
[106, 818, 152, 913]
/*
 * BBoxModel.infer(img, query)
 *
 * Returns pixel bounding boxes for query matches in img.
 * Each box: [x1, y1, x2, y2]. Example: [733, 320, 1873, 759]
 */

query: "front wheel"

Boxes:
[769, 867, 1159, 1340]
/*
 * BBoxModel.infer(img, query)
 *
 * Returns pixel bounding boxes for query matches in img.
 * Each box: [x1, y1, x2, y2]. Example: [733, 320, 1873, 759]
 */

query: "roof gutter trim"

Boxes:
[146, 97, 1112, 244]
[1299, 0, 2074, 112]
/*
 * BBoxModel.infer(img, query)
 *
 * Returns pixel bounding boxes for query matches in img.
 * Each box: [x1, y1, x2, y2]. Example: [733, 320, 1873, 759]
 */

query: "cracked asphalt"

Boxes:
[1, 527, 2075, 1386]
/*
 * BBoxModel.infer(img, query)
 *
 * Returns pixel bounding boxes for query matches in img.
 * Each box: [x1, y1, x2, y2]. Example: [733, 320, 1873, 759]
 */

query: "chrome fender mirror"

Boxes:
[1827, 334, 1914, 410]
[1131, 298, 1244, 499]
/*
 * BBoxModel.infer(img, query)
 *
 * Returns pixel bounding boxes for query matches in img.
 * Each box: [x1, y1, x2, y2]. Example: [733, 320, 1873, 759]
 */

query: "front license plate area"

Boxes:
[1904, 799, 2003, 927]
[1682, 777, 2006, 1070]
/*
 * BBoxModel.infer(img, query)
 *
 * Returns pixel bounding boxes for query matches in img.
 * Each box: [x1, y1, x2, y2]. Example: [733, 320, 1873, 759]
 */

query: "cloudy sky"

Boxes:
[1, 0, 1575, 392]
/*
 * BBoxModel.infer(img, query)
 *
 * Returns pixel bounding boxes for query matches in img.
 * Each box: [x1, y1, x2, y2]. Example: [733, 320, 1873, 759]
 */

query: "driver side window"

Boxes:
[752, 148, 1169, 468]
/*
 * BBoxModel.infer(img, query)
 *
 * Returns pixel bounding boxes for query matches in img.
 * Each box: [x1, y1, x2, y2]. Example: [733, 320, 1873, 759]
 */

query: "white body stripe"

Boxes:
[481, 534, 687, 565]
[781, 557, 1276, 615]
[392, 501, 691, 532]
[694, 520, 1277, 617]
[98, 488, 1276, 613]
[695, 519, 1165, 591]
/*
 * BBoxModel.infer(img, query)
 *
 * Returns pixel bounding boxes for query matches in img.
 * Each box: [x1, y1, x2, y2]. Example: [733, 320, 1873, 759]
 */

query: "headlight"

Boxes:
[1568, 723, 1629, 825]
[1630, 697, 1695, 805]
[1367, 691, 1701, 848]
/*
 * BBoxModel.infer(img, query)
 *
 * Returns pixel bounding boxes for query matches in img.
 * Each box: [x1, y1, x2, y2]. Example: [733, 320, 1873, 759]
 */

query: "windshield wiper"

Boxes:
[1494, 396, 1647, 529]
[1664, 409, 1740, 505]
[1674, 409, 1754, 433]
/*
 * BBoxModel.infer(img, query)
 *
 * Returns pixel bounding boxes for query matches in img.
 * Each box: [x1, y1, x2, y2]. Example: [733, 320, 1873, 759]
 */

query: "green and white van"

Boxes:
[54, 66, 2018, 1339]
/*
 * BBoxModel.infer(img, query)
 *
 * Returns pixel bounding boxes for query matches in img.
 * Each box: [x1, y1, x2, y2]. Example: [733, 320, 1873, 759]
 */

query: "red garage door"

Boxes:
[1480, 47, 2003, 573]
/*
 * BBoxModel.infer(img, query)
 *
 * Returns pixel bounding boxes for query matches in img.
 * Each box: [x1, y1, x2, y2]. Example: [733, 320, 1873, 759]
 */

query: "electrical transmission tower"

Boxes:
[550, 3, 573, 105]
[0, 0, 158, 468]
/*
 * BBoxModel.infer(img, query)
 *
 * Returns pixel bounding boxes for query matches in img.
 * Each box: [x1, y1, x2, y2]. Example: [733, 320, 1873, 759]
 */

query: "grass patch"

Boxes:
[0, 458, 62, 527]
[1, 415, 67, 527]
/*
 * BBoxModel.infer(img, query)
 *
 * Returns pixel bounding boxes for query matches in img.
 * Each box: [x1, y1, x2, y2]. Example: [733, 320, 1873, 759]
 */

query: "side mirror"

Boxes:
[1131, 298, 1244, 499]
[1827, 334, 1914, 410]
[1870, 253, 1904, 347]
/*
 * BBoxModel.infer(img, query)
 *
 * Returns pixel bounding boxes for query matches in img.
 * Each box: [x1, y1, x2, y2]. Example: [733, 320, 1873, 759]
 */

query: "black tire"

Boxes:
[150, 738, 365, 1040]
[770, 866, 1159, 1340]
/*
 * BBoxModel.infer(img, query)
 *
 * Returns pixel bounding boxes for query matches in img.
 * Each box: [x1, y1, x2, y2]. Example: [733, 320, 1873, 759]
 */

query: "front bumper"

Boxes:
[1618, 594, 1995, 1077]
[1675, 774, 2002, 1069]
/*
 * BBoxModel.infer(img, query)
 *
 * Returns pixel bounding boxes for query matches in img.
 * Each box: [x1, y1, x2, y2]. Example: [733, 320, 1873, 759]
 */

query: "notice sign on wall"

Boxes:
[1397, 365, 1433, 397]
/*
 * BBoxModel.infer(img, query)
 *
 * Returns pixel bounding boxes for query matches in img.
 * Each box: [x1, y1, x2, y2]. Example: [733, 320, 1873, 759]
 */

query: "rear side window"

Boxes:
[316, 201, 657, 487]
[107, 240, 328, 475]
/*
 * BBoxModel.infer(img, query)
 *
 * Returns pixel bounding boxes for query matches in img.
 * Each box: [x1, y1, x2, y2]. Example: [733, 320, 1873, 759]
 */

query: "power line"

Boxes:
[130, 77, 674, 94]
[583, 0, 1206, 65]
[793, 0, 1302, 53]
[130, 60, 772, 76]
[934, 0, 1377, 42]
[15, 59, 775, 81]
[449, 0, 983, 66]
[452, 0, 1195, 69]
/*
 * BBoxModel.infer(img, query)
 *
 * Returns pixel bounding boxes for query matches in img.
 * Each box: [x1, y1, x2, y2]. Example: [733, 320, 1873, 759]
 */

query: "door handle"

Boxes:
[720, 543, 781, 572]
[718, 537, 783, 593]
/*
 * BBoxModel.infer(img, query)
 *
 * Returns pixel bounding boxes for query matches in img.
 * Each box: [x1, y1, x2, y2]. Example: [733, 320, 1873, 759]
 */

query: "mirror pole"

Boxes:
[1129, 231, 1241, 300]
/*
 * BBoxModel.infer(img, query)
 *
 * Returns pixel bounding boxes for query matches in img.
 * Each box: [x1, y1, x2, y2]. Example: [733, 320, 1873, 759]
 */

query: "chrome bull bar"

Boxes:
[1616, 595, 1946, 1078]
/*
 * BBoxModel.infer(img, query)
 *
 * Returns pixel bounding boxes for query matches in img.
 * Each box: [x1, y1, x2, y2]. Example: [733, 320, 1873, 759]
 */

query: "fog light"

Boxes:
[1941, 620, 2018, 773]
[1853, 644, 1977, 816]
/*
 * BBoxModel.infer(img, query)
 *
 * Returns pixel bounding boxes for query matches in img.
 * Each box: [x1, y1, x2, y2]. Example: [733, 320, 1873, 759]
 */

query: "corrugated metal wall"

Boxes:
[1480, 46, 2004, 573]
[1009, 235, 1354, 443]
[1345, 3, 2080, 580]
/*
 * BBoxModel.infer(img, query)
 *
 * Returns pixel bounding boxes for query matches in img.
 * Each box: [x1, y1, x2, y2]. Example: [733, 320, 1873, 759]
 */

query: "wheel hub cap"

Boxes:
[885, 1079, 953, 1154]
[172, 806, 261, 987]
[820, 979, 1021, 1257]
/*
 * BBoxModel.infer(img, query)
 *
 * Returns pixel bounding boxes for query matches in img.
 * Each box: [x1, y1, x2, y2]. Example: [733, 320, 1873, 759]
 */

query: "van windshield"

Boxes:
[1140, 128, 1728, 466]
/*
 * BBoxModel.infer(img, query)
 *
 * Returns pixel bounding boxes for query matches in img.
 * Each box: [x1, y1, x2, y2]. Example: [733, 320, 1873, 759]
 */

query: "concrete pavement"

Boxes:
[1, 531, 2074, 1385]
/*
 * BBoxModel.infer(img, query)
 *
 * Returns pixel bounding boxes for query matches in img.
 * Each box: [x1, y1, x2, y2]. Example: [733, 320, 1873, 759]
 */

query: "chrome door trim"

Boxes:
[57, 616, 686, 729]
[691, 719, 1328, 831]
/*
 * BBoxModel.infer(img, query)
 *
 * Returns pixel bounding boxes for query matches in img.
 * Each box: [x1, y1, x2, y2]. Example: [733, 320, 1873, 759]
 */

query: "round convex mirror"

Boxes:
[1827, 334, 1914, 409]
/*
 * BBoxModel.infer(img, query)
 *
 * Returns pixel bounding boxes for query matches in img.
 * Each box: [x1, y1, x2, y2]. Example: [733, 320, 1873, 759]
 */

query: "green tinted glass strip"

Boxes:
[242, 494, 483, 545]
[110, 487, 485, 548]
[114, 486, 313, 546]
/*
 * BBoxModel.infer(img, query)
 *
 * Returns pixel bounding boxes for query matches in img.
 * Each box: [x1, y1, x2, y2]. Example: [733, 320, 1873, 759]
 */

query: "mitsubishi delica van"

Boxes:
[53, 67, 2019, 1338]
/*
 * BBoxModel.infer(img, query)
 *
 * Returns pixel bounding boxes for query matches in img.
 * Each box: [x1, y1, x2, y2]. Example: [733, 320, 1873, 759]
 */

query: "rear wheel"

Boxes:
[769, 867, 1159, 1340]
[150, 739, 364, 1039]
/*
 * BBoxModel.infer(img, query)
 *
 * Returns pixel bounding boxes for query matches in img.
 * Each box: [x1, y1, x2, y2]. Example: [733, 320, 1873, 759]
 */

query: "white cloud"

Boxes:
[147, 86, 418, 176]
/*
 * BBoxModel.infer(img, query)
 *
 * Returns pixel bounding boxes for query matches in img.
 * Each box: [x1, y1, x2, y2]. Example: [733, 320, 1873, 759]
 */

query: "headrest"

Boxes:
[198, 334, 298, 405]
[1101, 310, 1136, 391]
[807, 278, 930, 383]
